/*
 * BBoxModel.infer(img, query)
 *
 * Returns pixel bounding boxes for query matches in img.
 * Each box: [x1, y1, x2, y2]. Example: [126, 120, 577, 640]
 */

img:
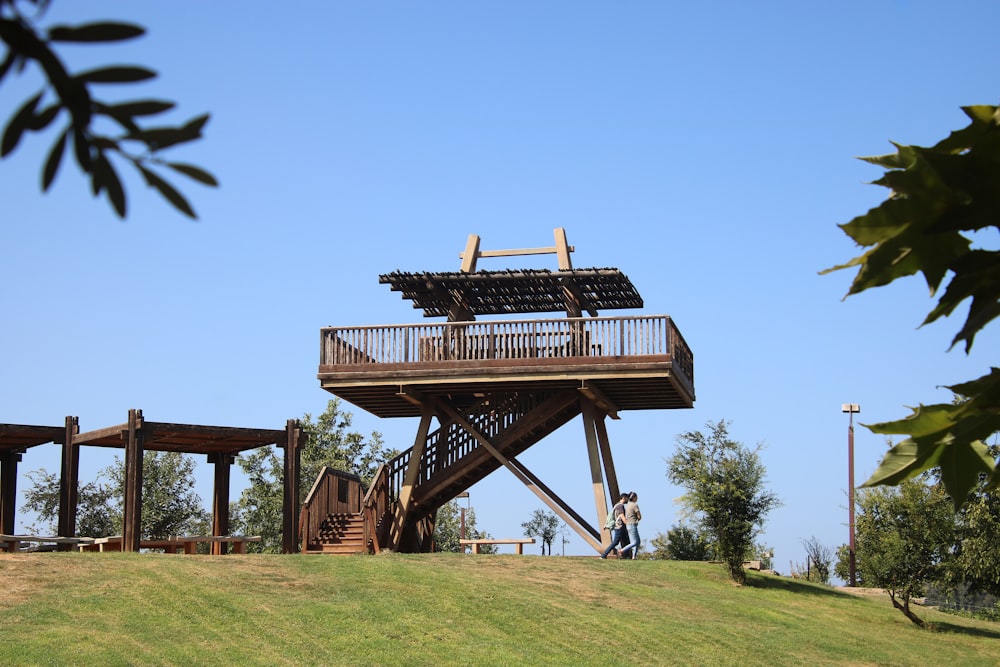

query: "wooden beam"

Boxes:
[554, 227, 573, 270]
[390, 407, 434, 550]
[57, 416, 80, 548]
[122, 409, 144, 553]
[594, 408, 620, 503]
[581, 401, 611, 549]
[578, 381, 620, 419]
[460, 234, 480, 272]
[282, 420, 302, 554]
[0, 450, 20, 537]
[209, 452, 234, 554]
[438, 402, 602, 551]
[457, 228, 575, 265]
[560, 278, 598, 318]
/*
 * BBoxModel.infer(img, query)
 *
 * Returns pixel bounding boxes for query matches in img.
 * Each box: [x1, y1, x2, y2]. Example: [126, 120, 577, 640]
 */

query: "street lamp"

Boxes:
[456, 491, 470, 552]
[842, 403, 860, 587]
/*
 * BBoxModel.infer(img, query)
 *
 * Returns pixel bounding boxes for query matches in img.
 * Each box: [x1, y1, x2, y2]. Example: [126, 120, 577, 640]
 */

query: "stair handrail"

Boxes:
[361, 462, 392, 552]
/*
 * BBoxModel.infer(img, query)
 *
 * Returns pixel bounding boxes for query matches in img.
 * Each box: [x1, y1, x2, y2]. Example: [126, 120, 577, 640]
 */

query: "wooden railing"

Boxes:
[361, 463, 394, 553]
[320, 315, 693, 385]
[299, 467, 364, 551]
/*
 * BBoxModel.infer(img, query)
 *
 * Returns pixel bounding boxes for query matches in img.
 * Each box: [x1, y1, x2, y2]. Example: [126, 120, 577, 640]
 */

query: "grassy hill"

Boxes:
[2, 552, 998, 666]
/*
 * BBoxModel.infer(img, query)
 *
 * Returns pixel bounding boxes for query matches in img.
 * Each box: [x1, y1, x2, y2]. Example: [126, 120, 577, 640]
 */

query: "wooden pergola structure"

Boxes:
[310, 228, 695, 554]
[0, 412, 305, 553]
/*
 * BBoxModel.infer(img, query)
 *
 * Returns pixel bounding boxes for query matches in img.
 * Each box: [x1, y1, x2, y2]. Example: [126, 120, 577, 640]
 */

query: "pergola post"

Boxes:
[57, 416, 80, 548]
[0, 450, 21, 536]
[281, 419, 302, 554]
[209, 452, 234, 554]
[122, 409, 145, 552]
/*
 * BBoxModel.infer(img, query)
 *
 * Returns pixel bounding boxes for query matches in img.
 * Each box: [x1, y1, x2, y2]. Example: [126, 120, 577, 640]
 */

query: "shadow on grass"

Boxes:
[747, 575, 1000, 639]
[928, 621, 1000, 639]
[744, 573, 861, 599]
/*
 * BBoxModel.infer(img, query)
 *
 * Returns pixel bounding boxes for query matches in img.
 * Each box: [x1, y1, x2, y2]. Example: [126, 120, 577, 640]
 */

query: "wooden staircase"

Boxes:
[304, 513, 367, 554]
[299, 388, 593, 554]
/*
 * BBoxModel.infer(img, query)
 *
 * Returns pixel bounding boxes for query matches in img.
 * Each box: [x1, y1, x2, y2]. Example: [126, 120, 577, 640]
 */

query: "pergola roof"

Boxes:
[74, 421, 287, 456]
[379, 268, 643, 318]
[0, 424, 66, 452]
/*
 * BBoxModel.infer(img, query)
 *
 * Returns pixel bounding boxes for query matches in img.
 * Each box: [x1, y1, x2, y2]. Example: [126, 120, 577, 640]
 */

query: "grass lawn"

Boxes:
[1, 552, 998, 666]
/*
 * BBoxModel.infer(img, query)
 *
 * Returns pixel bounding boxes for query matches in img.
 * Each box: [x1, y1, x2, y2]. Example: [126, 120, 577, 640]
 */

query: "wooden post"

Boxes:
[57, 416, 80, 548]
[594, 409, 619, 502]
[460, 234, 481, 272]
[581, 401, 610, 549]
[554, 227, 573, 270]
[0, 450, 21, 537]
[122, 409, 144, 553]
[390, 407, 434, 550]
[210, 452, 233, 554]
[282, 420, 302, 554]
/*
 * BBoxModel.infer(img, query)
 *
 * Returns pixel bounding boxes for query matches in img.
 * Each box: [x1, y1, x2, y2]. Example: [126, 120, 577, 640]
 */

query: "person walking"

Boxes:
[599, 492, 629, 559]
[618, 491, 642, 559]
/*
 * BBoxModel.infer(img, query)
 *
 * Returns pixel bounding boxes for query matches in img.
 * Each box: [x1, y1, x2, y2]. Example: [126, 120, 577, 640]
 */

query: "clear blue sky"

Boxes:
[2, 1, 997, 571]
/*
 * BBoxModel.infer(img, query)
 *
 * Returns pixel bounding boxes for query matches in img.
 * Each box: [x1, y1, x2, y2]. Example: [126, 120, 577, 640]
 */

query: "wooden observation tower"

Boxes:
[307, 228, 694, 554]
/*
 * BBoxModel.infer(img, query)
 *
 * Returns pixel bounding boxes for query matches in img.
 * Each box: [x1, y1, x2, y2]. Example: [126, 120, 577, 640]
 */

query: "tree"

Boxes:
[521, 508, 561, 555]
[824, 104, 1000, 508]
[21, 451, 208, 539]
[667, 419, 781, 584]
[109, 451, 209, 539]
[232, 399, 397, 553]
[951, 484, 1000, 597]
[433, 499, 495, 554]
[0, 0, 216, 218]
[648, 523, 713, 561]
[841, 476, 956, 627]
[21, 468, 114, 537]
[796, 536, 833, 584]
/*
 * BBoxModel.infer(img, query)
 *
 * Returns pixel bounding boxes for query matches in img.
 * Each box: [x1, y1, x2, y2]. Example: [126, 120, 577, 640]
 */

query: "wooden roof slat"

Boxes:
[74, 421, 288, 454]
[379, 268, 643, 319]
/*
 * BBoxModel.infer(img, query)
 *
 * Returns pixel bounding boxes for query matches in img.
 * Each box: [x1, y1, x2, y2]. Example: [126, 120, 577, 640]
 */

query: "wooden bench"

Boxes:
[77, 535, 262, 554]
[460, 538, 536, 555]
[1, 534, 95, 552]
[170, 535, 263, 554]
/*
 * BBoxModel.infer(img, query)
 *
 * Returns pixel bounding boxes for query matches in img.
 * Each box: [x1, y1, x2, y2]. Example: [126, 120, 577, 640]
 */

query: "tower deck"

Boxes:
[318, 314, 694, 418]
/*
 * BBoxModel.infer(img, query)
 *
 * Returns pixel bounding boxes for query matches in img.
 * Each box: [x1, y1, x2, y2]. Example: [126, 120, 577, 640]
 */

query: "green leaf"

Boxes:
[0, 51, 17, 84]
[91, 152, 126, 218]
[1, 91, 42, 157]
[165, 162, 219, 187]
[138, 165, 196, 219]
[28, 102, 61, 132]
[75, 66, 157, 84]
[48, 22, 145, 43]
[126, 114, 210, 151]
[861, 439, 944, 488]
[103, 100, 175, 117]
[72, 127, 90, 171]
[937, 439, 994, 509]
[42, 127, 68, 191]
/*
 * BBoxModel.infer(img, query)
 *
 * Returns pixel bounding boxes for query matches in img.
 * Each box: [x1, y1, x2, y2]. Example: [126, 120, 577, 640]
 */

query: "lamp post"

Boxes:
[456, 491, 470, 552]
[842, 403, 860, 587]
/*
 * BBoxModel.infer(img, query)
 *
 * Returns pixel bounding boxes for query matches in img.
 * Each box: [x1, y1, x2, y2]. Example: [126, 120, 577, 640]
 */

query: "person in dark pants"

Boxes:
[600, 492, 630, 559]
[618, 492, 643, 559]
